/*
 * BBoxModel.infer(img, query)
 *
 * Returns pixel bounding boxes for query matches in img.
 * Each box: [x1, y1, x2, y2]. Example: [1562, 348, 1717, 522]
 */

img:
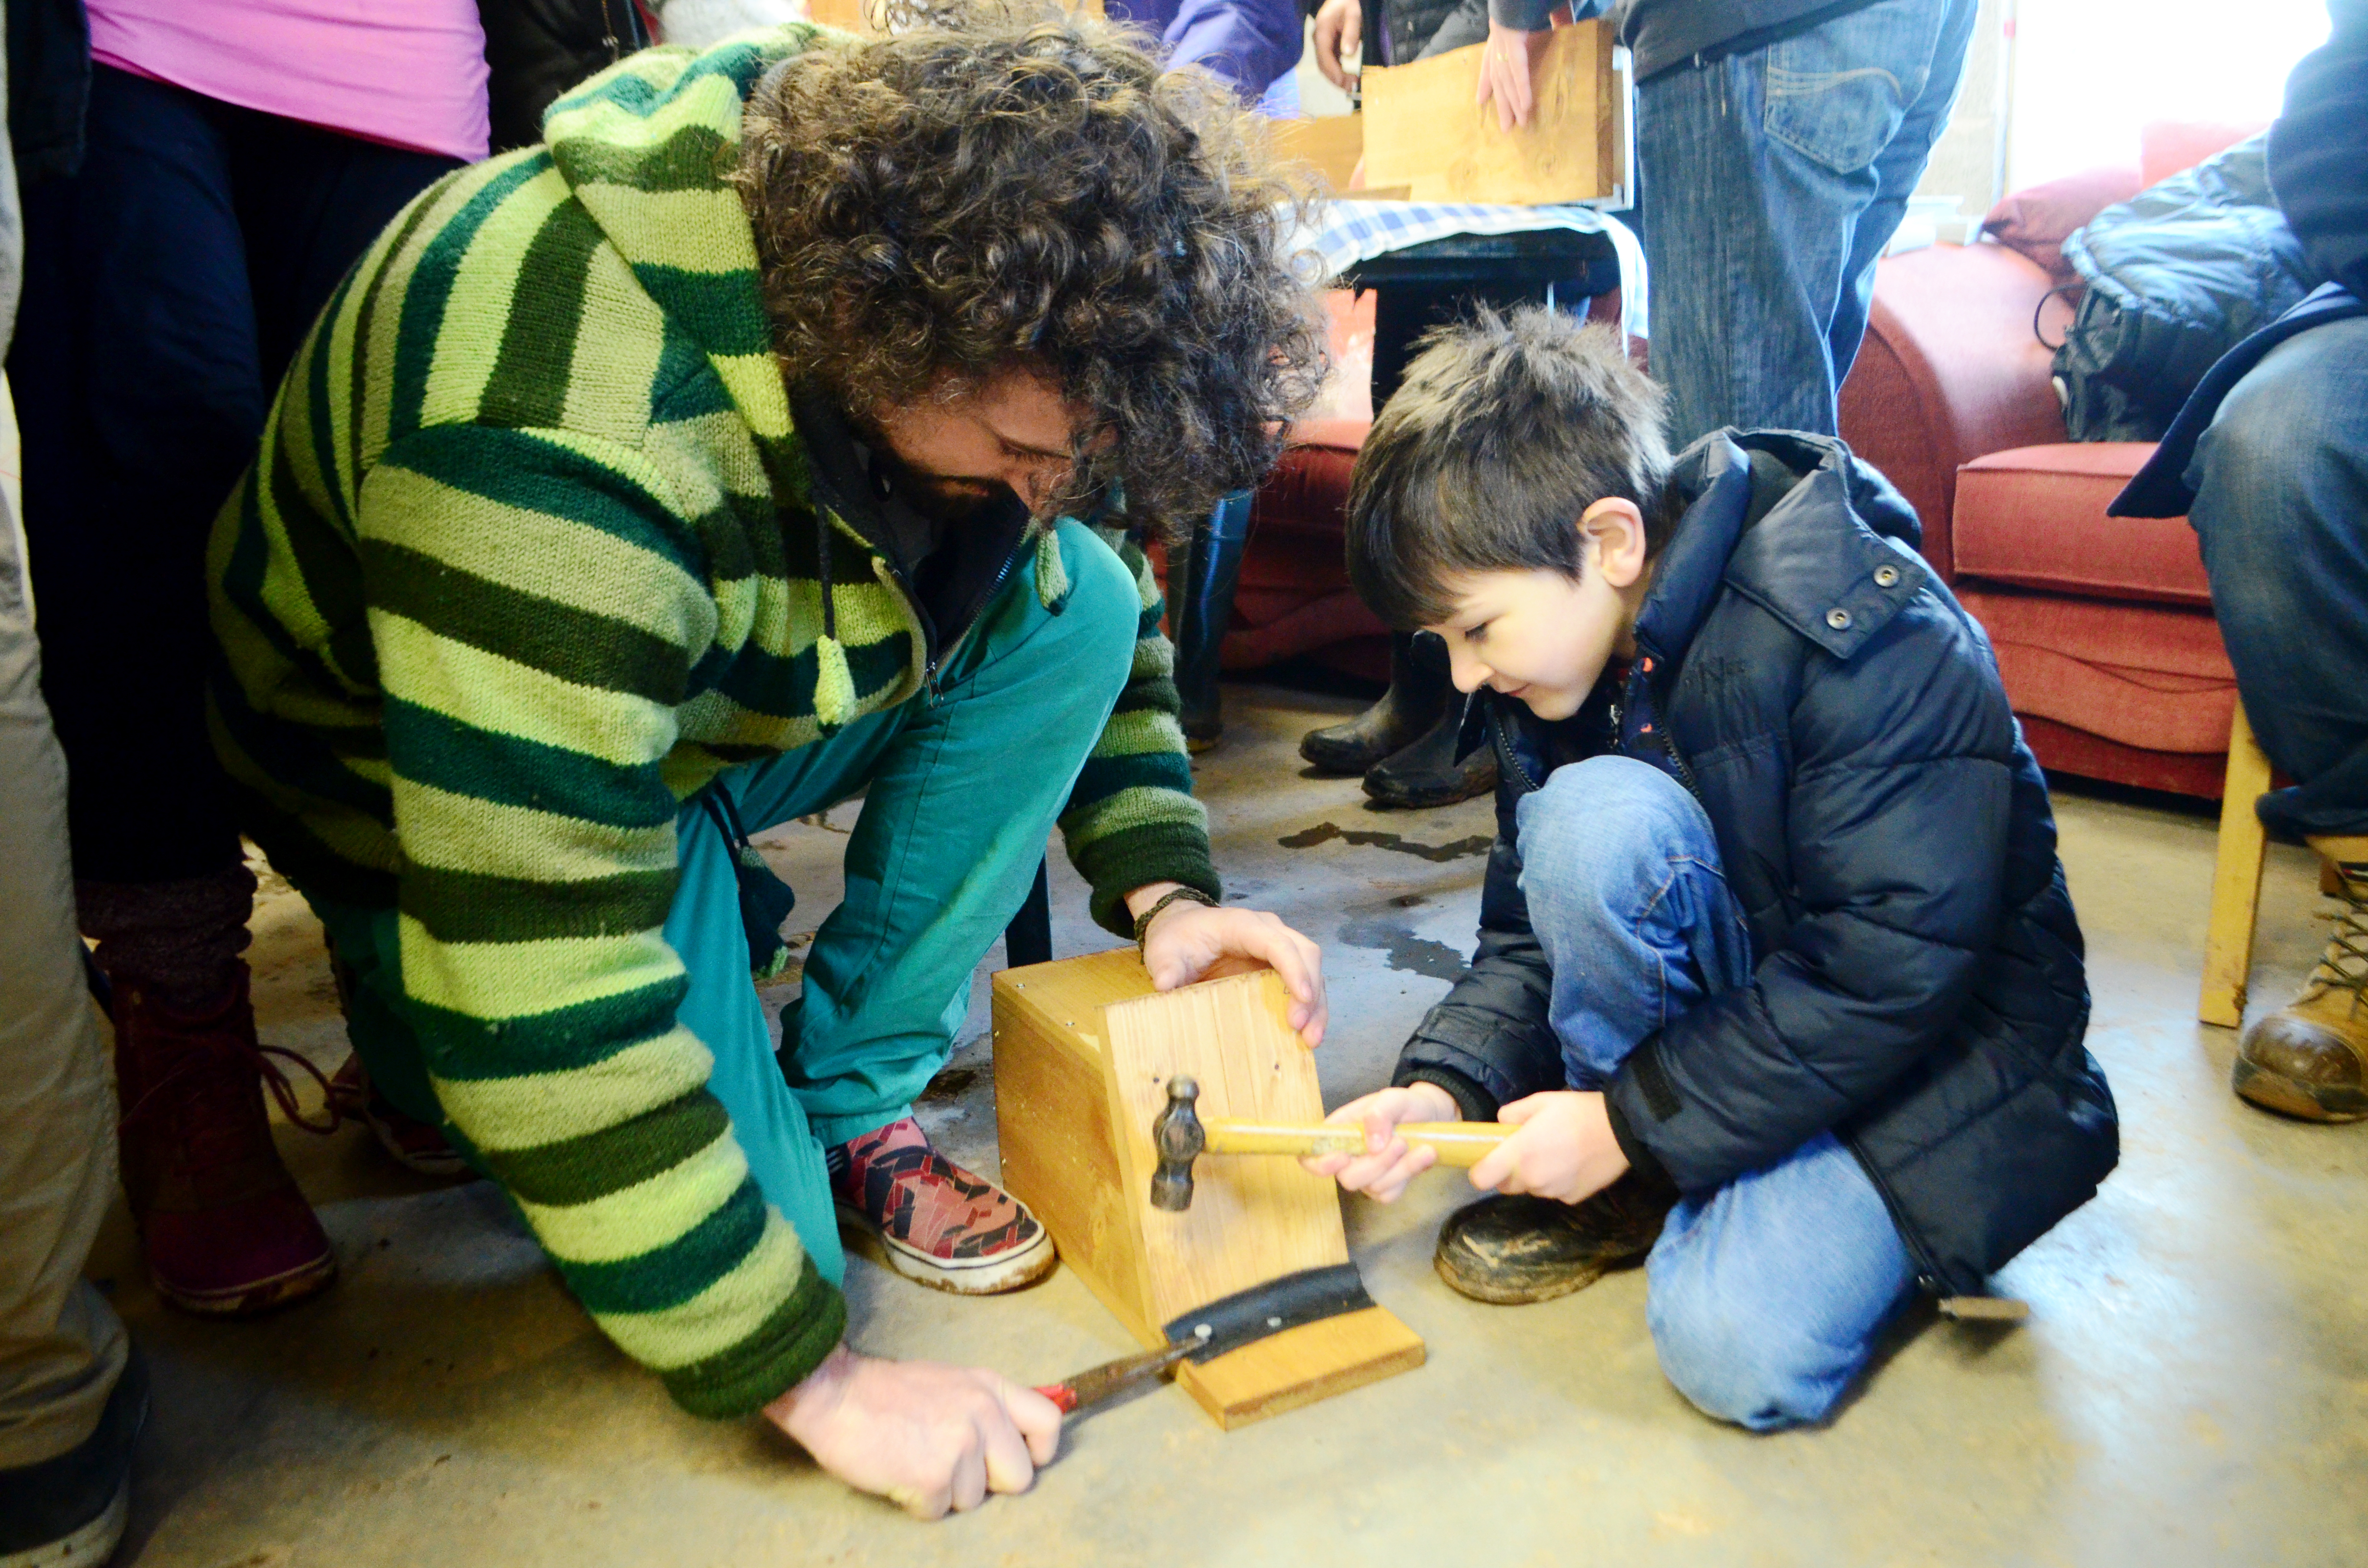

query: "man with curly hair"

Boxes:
[205, 7, 1326, 1515]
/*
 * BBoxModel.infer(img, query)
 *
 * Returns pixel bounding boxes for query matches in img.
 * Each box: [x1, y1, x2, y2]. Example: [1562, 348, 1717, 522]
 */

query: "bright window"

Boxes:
[2009, 0, 2332, 187]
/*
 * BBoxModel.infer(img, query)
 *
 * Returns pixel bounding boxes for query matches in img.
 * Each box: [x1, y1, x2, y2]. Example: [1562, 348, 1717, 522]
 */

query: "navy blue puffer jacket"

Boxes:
[1394, 431, 2119, 1296]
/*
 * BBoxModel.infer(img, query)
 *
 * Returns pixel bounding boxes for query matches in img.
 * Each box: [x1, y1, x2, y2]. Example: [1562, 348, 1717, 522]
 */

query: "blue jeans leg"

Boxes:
[1646, 1131, 1917, 1431]
[1635, 0, 1976, 446]
[1514, 755, 1915, 1428]
[1515, 756, 1752, 1086]
[2187, 316, 2368, 838]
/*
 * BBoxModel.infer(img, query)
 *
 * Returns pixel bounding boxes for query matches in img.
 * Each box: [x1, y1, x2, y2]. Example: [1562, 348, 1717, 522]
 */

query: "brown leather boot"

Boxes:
[114, 969, 340, 1314]
[2233, 837, 2368, 1122]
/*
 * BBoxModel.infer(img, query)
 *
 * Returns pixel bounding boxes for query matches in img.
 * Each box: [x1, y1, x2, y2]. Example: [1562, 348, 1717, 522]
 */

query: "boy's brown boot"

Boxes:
[1433, 1173, 1675, 1305]
[2232, 837, 2368, 1122]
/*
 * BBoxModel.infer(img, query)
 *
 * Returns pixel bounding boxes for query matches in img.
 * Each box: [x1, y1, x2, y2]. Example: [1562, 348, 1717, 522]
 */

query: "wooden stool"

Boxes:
[2200, 700, 2274, 1028]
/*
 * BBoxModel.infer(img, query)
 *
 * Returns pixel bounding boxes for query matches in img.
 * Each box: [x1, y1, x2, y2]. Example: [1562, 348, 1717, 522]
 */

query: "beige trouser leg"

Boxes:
[0, 477, 128, 1470]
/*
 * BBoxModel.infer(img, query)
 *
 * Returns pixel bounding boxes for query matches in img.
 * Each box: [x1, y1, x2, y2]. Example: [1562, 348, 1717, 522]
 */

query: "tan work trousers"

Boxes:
[0, 474, 128, 1470]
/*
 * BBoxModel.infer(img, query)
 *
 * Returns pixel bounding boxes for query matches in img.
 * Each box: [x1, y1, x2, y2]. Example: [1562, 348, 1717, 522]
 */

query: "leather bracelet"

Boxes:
[1132, 885, 1219, 949]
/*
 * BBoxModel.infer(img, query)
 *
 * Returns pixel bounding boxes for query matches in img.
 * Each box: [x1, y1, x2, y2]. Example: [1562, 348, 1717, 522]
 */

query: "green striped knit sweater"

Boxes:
[206, 27, 1214, 1419]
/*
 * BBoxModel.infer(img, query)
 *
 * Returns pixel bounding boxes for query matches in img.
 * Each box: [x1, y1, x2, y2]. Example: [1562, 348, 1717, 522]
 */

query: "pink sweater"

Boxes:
[89, 0, 491, 163]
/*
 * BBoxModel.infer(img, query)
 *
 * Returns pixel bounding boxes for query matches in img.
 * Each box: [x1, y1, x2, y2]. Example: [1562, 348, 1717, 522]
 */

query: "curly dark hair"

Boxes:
[733, 2, 1326, 534]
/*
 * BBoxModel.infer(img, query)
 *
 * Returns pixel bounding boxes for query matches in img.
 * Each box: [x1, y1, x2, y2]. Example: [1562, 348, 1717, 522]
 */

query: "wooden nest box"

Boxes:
[991, 948, 1423, 1428]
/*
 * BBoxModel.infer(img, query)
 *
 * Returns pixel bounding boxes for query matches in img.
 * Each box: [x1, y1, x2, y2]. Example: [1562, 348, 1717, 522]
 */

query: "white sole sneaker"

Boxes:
[834, 1202, 1059, 1295]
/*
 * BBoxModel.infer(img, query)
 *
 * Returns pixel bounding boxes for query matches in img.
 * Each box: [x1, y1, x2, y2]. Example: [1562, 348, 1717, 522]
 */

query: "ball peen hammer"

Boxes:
[1148, 1075, 1509, 1212]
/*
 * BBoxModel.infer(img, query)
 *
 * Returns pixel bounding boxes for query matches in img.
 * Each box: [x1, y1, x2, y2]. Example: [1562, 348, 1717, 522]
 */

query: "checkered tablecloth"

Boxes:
[1295, 199, 1648, 341]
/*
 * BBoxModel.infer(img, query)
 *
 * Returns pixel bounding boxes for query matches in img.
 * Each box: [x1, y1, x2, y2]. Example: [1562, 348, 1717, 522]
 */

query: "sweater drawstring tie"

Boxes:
[813, 512, 854, 730]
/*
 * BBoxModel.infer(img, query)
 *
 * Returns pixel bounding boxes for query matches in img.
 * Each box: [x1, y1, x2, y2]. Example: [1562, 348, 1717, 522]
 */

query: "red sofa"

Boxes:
[1838, 122, 2263, 798]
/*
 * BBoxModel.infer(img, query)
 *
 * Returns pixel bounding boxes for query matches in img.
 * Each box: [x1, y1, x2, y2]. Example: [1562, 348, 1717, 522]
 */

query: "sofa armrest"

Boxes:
[1838, 242, 2073, 581]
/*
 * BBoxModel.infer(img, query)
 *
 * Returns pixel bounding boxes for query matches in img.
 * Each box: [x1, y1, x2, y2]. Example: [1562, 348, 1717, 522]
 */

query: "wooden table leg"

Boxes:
[2200, 701, 2273, 1029]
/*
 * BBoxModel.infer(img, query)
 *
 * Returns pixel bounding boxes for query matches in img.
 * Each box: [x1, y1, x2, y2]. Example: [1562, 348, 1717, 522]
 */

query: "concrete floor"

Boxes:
[97, 683, 2368, 1568]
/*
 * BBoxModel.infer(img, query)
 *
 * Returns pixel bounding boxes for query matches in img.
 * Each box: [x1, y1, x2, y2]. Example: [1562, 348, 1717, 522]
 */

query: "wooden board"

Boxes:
[991, 949, 1424, 1427]
[1361, 20, 1625, 205]
[1101, 965, 1350, 1327]
[1176, 1306, 1426, 1429]
[994, 948, 1167, 1341]
[1271, 115, 1365, 196]
[2200, 700, 2272, 1028]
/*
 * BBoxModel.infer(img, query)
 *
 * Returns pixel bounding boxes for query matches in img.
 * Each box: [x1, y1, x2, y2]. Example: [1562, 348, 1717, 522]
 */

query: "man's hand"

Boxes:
[1311, 0, 1363, 90]
[1301, 1081, 1460, 1202]
[765, 1345, 1061, 1520]
[1474, 20, 1553, 131]
[1129, 882, 1328, 1047]
[1464, 1090, 1627, 1203]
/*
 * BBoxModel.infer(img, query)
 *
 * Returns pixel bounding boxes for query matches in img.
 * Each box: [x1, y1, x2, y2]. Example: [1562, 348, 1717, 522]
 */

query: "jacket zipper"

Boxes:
[923, 537, 1026, 699]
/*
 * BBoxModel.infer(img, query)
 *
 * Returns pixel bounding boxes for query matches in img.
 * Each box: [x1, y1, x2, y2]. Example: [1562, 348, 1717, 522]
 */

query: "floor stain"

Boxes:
[1279, 821, 1492, 862]
[1339, 914, 1468, 980]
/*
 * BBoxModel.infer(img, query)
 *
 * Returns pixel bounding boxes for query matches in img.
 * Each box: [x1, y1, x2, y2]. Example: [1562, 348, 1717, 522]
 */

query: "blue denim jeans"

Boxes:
[2186, 316, 2368, 838]
[1634, 0, 1978, 446]
[1516, 756, 1917, 1429]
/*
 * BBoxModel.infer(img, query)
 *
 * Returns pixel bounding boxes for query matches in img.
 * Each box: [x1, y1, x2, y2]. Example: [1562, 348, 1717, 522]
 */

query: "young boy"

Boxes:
[1312, 307, 2119, 1430]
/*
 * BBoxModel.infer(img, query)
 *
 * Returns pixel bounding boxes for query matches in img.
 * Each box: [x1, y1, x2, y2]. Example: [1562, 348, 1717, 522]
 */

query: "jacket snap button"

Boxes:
[1826, 608, 1852, 630]
[1874, 564, 1901, 588]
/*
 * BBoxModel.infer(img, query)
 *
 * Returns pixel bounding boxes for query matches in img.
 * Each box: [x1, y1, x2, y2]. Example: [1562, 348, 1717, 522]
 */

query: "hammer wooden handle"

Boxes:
[1202, 1119, 1509, 1165]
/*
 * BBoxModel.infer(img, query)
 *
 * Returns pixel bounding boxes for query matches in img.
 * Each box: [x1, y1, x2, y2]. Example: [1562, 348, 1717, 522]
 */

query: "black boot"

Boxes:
[1362, 691, 1497, 809]
[1172, 490, 1253, 753]
[1300, 630, 1448, 775]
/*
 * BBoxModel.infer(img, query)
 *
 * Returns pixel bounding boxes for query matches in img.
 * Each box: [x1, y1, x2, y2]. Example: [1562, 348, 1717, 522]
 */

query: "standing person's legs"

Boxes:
[1500, 756, 1916, 1426]
[0, 467, 143, 1562]
[8, 65, 336, 1316]
[1819, 0, 1978, 382]
[2188, 320, 2368, 841]
[2188, 319, 2368, 1120]
[224, 110, 460, 389]
[1636, 0, 1963, 444]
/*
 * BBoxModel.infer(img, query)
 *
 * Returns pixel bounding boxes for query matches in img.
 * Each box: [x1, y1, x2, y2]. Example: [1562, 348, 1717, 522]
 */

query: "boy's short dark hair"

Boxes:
[1345, 306, 1676, 629]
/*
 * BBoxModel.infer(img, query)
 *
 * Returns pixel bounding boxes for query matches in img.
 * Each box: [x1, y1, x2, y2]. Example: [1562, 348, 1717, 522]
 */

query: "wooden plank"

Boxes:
[1175, 1306, 1426, 1429]
[993, 950, 1168, 1338]
[1360, 22, 1614, 204]
[992, 983, 1154, 1341]
[2201, 700, 2274, 1028]
[1271, 115, 1364, 196]
[1102, 968, 1349, 1328]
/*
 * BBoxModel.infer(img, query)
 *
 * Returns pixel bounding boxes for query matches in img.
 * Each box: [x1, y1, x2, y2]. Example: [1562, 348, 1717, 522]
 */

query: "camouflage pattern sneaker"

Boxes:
[829, 1116, 1057, 1294]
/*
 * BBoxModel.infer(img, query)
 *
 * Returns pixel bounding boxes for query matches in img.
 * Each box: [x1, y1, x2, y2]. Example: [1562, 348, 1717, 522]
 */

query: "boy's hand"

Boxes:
[1466, 1090, 1628, 1203]
[1301, 1081, 1460, 1202]
[766, 1344, 1062, 1520]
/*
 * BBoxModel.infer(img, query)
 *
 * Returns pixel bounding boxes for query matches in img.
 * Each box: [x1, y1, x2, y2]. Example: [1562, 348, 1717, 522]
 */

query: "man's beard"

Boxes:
[898, 470, 1004, 524]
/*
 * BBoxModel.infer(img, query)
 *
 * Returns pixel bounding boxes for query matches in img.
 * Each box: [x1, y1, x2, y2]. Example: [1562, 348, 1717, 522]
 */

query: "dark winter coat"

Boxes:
[1393, 430, 2120, 1297]
[477, 0, 652, 153]
[2055, 135, 2323, 442]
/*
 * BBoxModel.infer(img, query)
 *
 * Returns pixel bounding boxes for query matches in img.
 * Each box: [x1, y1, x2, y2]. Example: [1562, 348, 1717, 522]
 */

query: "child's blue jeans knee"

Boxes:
[1513, 754, 1916, 1429]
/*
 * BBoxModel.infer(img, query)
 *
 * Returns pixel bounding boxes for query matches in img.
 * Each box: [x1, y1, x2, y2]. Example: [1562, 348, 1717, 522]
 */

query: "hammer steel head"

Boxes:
[1148, 1076, 1205, 1212]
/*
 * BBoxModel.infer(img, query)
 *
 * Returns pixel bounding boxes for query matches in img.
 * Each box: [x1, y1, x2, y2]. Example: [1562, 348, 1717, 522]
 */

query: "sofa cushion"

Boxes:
[1981, 165, 2144, 286]
[1957, 585, 2235, 755]
[1952, 443, 2211, 606]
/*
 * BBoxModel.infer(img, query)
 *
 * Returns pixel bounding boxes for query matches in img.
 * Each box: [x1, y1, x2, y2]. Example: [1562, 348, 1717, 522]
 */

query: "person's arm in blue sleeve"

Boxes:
[1159, 0, 1309, 100]
[2269, 0, 2368, 299]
